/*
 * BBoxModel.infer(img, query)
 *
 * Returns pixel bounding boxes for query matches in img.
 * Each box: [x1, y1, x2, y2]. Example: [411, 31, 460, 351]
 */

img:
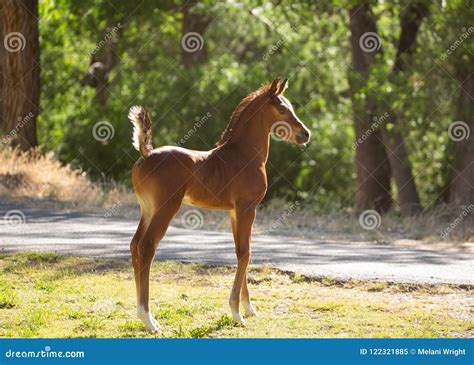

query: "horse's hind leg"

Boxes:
[241, 275, 257, 317]
[136, 196, 182, 332]
[130, 214, 148, 304]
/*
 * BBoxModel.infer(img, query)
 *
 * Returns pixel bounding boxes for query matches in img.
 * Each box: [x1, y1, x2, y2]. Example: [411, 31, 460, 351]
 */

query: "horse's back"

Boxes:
[131, 145, 208, 204]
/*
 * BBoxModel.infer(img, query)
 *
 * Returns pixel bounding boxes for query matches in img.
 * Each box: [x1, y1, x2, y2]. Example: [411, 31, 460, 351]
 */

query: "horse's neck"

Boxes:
[244, 131, 270, 164]
[224, 118, 270, 165]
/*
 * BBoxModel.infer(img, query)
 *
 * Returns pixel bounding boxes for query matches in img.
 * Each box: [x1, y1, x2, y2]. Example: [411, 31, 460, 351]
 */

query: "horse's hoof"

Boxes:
[244, 304, 258, 317]
[144, 319, 161, 333]
[232, 311, 246, 326]
[147, 317, 161, 333]
[148, 324, 160, 333]
[137, 306, 161, 333]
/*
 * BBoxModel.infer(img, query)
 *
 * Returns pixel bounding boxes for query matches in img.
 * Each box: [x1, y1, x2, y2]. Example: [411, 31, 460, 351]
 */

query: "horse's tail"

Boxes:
[128, 106, 153, 158]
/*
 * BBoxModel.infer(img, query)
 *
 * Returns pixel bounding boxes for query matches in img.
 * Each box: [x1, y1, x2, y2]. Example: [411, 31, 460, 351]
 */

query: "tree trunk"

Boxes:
[349, 3, 392, 212]
[0, 0, 39, 150]
[181, 0, 211, 68]
[380, 2, 428, 215]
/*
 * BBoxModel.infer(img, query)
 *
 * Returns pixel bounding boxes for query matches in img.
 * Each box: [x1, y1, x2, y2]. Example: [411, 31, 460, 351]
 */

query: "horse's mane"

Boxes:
[215, 83, 272, 147]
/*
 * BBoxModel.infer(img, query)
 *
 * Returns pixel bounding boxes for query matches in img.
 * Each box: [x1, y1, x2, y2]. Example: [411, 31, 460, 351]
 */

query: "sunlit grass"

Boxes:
[0, 252, 472, 338]
[0, 146, 136, 214]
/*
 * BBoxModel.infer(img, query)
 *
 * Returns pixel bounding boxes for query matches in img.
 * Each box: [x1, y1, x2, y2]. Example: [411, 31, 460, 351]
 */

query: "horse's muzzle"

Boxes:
[296, 129, 311, 145]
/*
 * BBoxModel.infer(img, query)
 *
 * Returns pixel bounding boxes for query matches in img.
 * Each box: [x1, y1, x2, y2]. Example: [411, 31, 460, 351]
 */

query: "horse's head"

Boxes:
[264, 78, 311, 146]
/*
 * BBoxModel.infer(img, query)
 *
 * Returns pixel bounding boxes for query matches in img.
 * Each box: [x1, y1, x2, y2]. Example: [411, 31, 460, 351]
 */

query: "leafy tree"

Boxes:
[9, 0, 468, 215]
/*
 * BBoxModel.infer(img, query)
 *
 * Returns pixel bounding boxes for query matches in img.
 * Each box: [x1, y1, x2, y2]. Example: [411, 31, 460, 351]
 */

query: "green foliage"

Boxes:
[37, 1, 471, 210]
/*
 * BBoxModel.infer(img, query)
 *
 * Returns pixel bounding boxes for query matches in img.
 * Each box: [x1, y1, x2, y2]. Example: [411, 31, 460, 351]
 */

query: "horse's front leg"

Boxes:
[231, 216, 257, 318]
[229, 203, 256, 324]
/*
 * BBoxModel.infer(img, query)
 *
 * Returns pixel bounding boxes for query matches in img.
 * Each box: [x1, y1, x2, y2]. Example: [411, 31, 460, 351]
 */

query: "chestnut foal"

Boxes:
[129, 78, 311, 332]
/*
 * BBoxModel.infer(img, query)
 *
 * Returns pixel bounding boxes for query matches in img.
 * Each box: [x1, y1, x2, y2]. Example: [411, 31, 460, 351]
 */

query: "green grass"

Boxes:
[0, 252, 472, 338]
[0, 280, 16, 309]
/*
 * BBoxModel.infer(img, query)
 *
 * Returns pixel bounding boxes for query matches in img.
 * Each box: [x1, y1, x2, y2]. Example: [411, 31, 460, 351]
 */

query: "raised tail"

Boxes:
[128, 106, 153, 158]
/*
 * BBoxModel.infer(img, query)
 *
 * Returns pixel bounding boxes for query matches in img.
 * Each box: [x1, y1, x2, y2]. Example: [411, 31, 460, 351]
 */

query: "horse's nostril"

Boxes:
[303, 130, 310, 138]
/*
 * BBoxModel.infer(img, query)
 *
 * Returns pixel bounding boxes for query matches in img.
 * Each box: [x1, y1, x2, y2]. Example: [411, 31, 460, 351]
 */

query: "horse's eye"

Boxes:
[278, 106, 286, 114]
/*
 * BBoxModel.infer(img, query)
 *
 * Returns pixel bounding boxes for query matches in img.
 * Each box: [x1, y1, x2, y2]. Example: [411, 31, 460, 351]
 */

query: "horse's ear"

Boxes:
[278, 78, 288, 95]
[269, 77, 282, 96]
